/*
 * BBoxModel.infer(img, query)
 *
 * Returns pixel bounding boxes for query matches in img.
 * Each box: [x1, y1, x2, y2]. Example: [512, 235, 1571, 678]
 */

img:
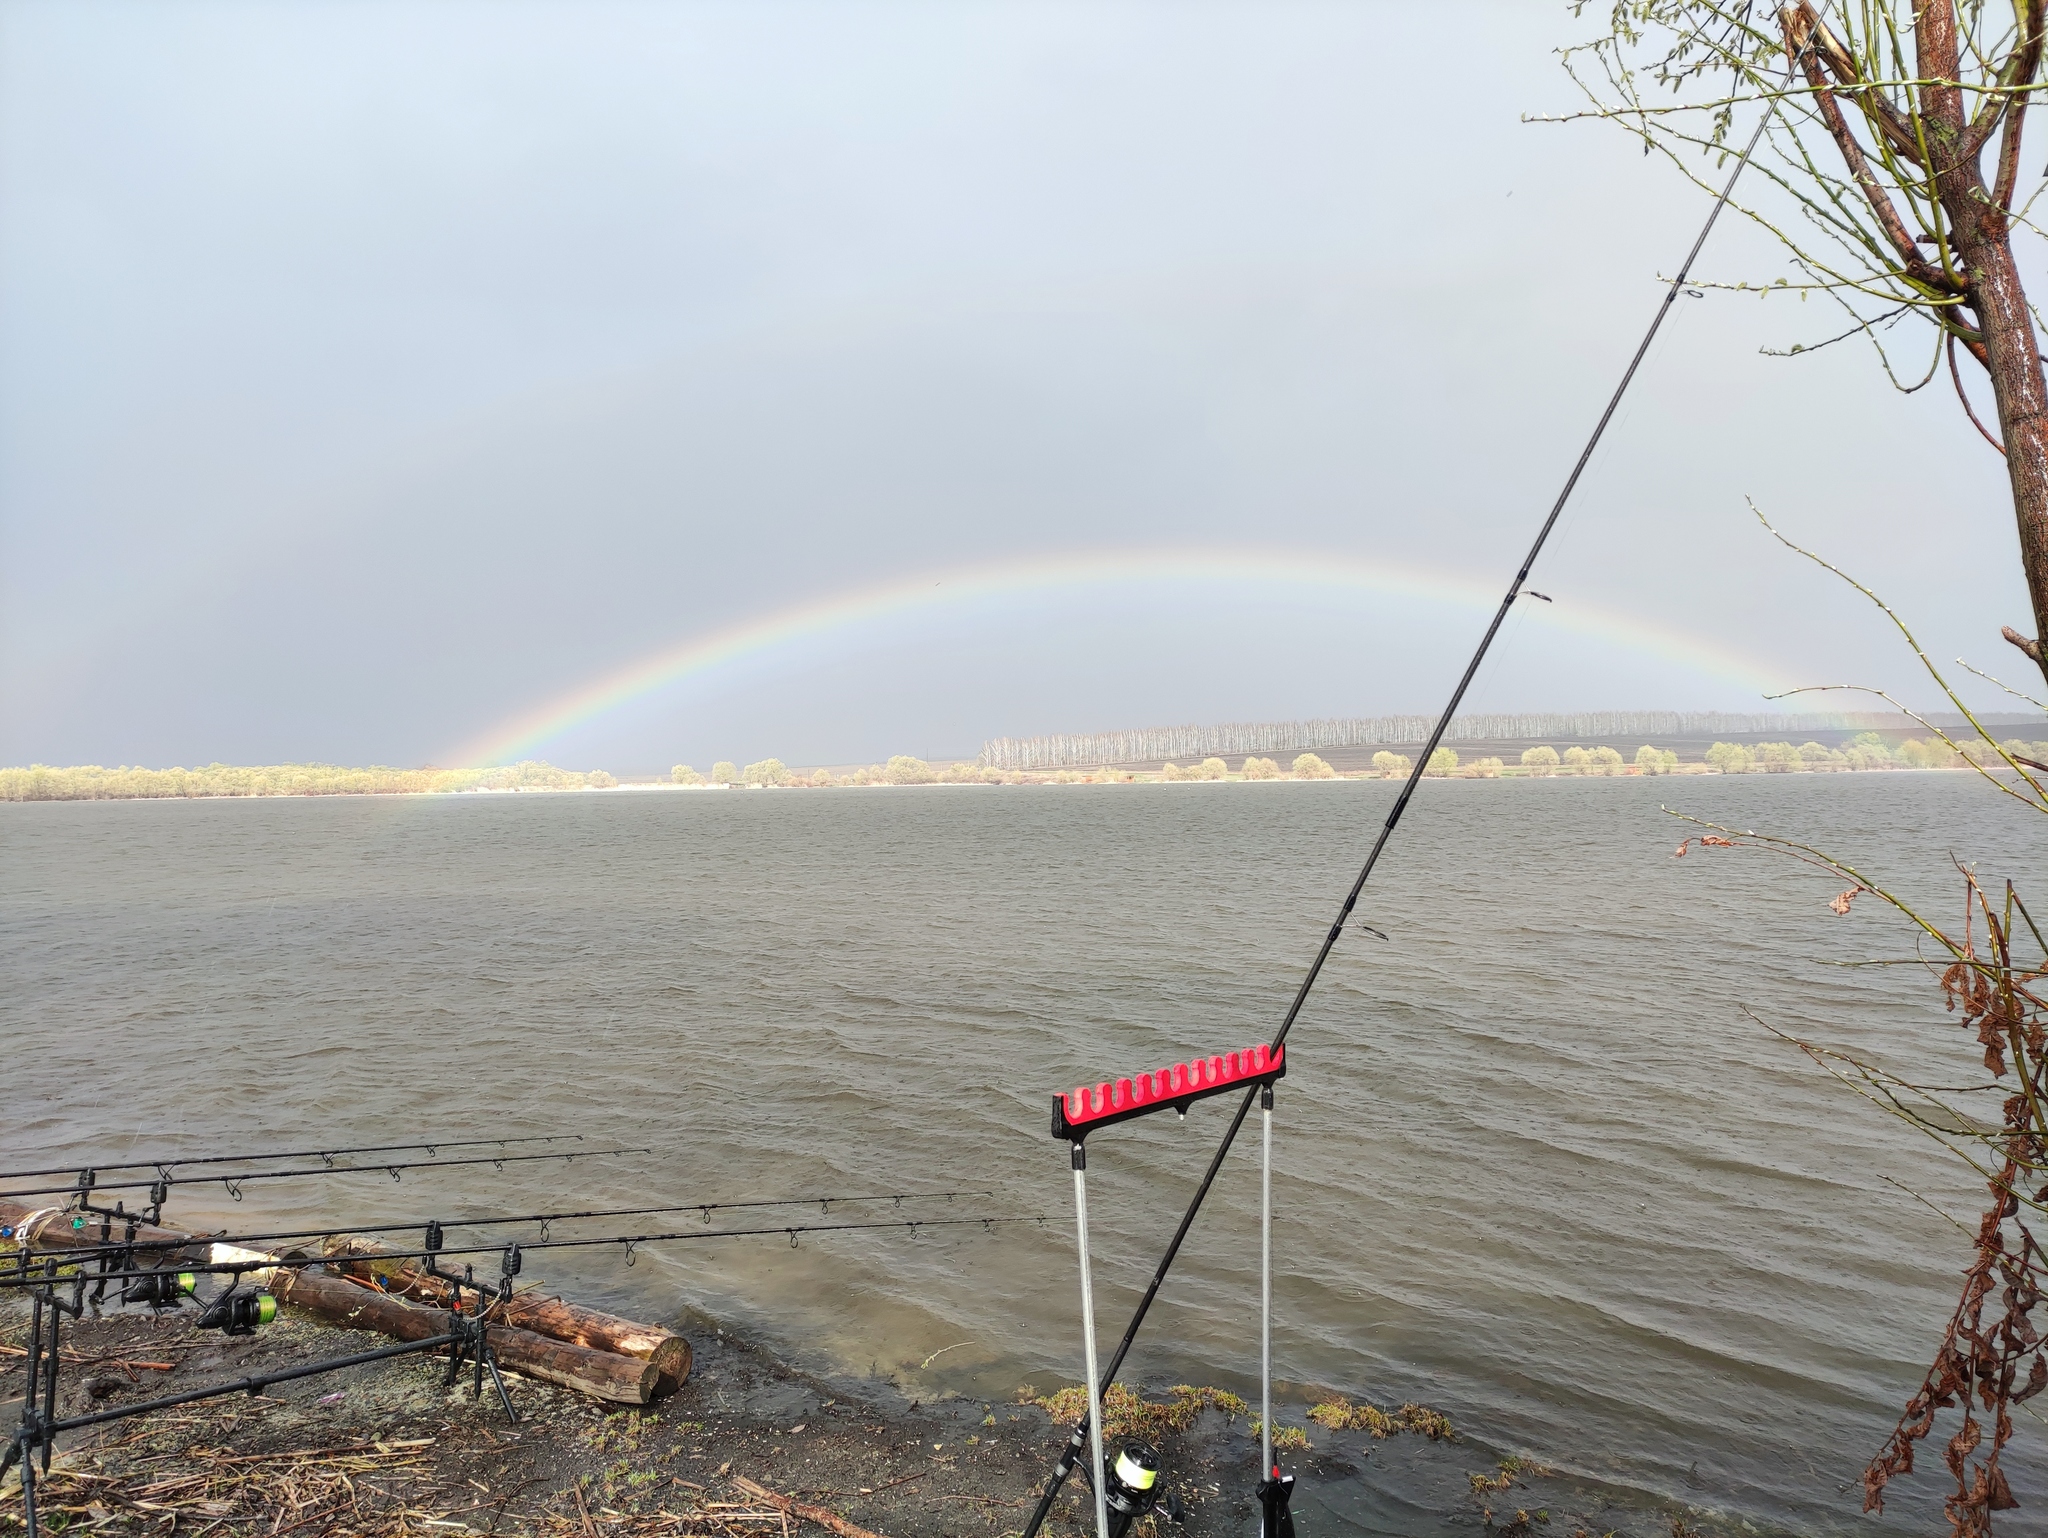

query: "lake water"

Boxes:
[4, 774, 2044, 1535]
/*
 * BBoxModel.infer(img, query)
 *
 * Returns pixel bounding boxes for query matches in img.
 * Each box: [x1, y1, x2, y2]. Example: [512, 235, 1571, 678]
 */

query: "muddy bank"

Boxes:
[2, 1301, 1702, 1538]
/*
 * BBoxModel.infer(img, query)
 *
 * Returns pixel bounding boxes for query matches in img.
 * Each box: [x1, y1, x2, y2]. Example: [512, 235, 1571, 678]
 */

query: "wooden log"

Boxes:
[0, 1199, 206, 1264]
[269, 1266, 657, 1405]
[320, 1236, 690, 1394]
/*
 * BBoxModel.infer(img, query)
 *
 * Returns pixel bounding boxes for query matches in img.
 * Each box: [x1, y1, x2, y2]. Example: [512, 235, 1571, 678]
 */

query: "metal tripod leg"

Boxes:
[1071, 1143, 1109, 1538]
[13, 1284, 56, 1538]
[39, 1289, 59, 1477]
[20, 1449, 38, 1538]
[1256, 1083, 1294, 1538]
[1260, 1084, 1272, 1482]
[482, 1344, 519, 1424]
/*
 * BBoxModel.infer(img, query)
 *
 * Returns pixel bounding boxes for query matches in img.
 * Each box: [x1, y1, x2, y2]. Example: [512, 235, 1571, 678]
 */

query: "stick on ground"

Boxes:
[731, 1475, 889, 1538]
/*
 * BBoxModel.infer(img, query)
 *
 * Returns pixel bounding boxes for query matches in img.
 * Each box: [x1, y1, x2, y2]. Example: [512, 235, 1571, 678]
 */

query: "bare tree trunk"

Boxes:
[1784, 0, 2048, 682]
[1921, 0, 2048, 684]
[1955, 228, 2048, 683]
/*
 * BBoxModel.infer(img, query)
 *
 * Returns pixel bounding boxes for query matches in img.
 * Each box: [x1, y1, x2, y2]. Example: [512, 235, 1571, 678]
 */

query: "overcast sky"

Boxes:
[1, 0, 2034, 772]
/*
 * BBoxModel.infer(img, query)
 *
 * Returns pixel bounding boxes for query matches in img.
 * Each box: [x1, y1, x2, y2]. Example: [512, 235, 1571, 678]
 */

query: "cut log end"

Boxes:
[648, 1334, 692, 1394]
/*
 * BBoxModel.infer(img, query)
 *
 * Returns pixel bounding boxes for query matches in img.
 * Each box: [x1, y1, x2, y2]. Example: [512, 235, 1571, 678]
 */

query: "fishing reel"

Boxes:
[1096, 1442, 1182, 1538]
[196, 1289, 277, 1336]
[119, 1270, 195, 1310]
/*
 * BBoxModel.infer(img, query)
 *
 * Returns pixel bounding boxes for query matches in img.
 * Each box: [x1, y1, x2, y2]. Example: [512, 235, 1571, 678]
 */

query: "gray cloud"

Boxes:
[1, 0, 2028, 771]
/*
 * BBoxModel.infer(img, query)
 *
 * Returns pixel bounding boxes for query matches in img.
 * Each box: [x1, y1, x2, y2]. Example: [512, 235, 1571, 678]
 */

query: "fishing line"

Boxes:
[1018, 52, 1805, 1538]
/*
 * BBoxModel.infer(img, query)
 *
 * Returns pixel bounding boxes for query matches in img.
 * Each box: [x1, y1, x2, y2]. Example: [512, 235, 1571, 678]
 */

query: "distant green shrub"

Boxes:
[1292, 753, 1335, 779]
[671, 764, 705, 786]
[1705, 742, 1754, 773]
[1371, 750, 1411, 777]
[885, 755, 937, 784]
[1756, 741, 1801, 772]
[1897, 738, 1956, 768]
[711, 761, 740, 785]
[1242, 756, 1282, 779]
[1590, 746, 1624, 775]
[1521, 746, 1559, 775]
[1425, 747, 1459, 776]
[1198, 757, 1228, 780]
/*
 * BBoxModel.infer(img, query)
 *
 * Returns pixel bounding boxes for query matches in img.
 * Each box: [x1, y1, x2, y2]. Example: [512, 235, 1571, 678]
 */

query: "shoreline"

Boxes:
[1, 1296, 1725, 1538]
[0, 761, 2018, 806]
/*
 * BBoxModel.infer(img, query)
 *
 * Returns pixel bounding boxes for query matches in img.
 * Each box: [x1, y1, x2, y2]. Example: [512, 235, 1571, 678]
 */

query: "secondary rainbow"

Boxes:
[449, 546, 1784, 767]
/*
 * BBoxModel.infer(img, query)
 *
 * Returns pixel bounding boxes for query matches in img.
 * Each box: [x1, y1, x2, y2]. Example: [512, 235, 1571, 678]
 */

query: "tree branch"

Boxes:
[1993, 0, 2047, 210]
[1952, 331, 2010, 453]
[1782, 6, 1966, 292]
[1786, 2, 1924, 163]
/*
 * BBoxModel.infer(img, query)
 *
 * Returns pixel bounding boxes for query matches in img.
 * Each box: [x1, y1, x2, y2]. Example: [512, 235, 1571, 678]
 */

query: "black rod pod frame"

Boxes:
[1, 1246, 522, 1537]
[417, 1219, 523, 1420]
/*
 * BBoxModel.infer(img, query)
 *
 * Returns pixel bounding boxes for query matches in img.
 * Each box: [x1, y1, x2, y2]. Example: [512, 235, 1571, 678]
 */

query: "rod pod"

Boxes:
[1048, 1044, 1287, 1538]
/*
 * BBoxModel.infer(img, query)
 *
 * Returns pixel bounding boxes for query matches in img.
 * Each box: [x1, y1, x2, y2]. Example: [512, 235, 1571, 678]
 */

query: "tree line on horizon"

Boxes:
[6, 731, 2035, 806]
[976, 710, 2012, 771]
[672, 732, 2047, 789]
[0, 760, 618, 802]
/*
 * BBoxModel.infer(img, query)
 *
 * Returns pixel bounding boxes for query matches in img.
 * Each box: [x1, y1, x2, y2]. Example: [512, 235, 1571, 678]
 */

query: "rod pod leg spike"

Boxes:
[482, 1344, 519, 1424]
[1256, 1471, 1296, 1538]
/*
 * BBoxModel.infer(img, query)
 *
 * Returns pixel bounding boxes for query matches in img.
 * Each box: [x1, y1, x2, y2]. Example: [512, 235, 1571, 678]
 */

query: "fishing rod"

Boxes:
[3, 1188, 999, 1265]
[0, 1146, 649, 1205]
[1018, 48, 1809, 1538]
[0, 1134, 583, 1183]
[0, 1212, 1046, 1291]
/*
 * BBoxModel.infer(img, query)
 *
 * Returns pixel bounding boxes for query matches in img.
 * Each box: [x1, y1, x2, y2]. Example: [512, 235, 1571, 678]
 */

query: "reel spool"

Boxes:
[119, 1271, 195, 1309]
[196, 1292, 276, 1336]
[1097, 1442, 1180, 1538]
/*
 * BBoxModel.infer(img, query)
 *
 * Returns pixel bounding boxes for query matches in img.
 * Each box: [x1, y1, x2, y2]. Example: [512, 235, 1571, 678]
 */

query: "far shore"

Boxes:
[6, 736, 2038, 804]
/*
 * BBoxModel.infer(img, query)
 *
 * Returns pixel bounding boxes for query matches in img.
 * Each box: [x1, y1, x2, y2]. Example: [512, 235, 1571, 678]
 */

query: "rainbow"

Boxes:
[448, 546, 1784, 767]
